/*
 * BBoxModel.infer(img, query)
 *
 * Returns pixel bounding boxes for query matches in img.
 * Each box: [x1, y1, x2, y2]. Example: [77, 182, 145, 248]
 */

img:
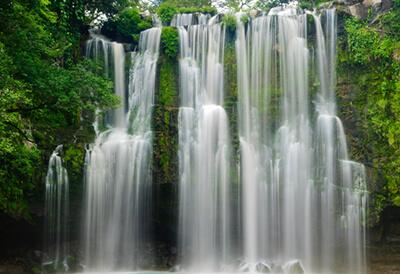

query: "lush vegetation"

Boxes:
[339, 0, 400, 222]
[0, 0, 120, 219]
[157, 0, 216, 24]
[160, 27, 179, 59]
[153, 40, 179, 185]
[102, 7, 153, 43]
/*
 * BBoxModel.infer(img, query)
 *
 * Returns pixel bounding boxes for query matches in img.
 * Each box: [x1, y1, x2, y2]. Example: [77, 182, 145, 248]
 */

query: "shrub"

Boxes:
[102, 7, 152, 43]
[222, 13, 237, 32]
[157, 3, 178, 25]
[156, 2, 217, 25]
[161, 27, 179, 59]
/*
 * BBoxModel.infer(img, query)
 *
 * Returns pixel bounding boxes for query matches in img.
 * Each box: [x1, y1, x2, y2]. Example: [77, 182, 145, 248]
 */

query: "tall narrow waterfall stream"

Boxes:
[83, 26, 161, 271]
[173, 14, 233, 271]
[43, 145, 69, 271]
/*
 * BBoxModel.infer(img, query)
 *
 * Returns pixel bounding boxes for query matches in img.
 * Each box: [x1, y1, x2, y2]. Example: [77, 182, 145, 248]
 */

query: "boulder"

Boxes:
[271, 263, 284, 273]
[283, 260, 305, 274]
[348, 3, 368, 19]
[363, 0, 393, 11]
[249, 9, 260, 18]
[256, 261, 272, 272]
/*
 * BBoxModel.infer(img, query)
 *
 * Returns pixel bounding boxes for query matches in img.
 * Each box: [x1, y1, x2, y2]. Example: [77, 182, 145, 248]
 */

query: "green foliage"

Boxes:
[102, 7, 152, 43]
[297, 0, 330, 9]
[156, 0, 216, 24]
[159, 57, 177, 107]
[345, 18, 394, 64]
[0, 0, 118, 219]
[50, 0, 135, 29]
[224, 42, 239, 156]
[0, 42, 41, 218]
[222, 13, 237, 32]
[153, 56, 178, 184]
[240, 14, 250, 24]
[63, 144, 85, 195]
[256, 0, 289, 10]
[157, 3, 177, 24]
[177, 6, 216, 14]
[160, 0, 211, 8]
[161, 27, 179, 59]
[340, 13, 400, 220]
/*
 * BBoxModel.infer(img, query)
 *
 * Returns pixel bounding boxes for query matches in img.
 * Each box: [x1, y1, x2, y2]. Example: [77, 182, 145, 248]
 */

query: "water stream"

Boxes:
[50, 8, 369, 274]
[173, 13, 233, 271]
[83, 26, 161, 271]
[43, 145, 70, 271]
[235, 7, 367, 273]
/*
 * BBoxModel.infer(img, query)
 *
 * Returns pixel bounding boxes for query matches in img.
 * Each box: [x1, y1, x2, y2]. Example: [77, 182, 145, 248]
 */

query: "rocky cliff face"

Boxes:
[321, 0, 393, 19]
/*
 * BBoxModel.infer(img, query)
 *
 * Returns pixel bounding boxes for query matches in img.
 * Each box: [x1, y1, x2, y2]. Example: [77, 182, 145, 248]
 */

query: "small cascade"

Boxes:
[235, 7, 367, 273]
[83, 26, 161, 271]
[43, 145, 69, 271]
[86, 30, 126, 128]
[174, 13, 233, 271]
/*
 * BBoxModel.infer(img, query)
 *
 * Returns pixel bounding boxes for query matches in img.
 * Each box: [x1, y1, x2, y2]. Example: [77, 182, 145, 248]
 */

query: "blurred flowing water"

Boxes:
[174, 7, 367, 274]
[235, 7, 367, 273]
[43, 145, 69, 271]
[67, 7, 368, 273]
[173, 13, 233, 271]
[83, 26, 161, 271]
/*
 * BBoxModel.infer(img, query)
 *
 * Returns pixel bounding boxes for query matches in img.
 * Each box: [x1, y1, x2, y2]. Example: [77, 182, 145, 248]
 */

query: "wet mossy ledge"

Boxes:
[153, 26, 179, 186]
[336, 1, 400, 226]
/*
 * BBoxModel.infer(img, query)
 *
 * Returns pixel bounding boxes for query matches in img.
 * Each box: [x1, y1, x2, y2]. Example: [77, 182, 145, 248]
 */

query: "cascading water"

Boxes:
[83, 26, 161, 271]
[86, 30, 126, 128]
[43, 145, 69, 271]
[79, 8, 366, 273]
[173, 13, 233, 271]
[235, 7, 367, 273]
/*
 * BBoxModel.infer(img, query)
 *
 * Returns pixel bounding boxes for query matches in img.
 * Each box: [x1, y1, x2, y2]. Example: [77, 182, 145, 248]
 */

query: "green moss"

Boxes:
[153, 53, 179, 184]
[161, 27, 179, 60]
[240, 14, 250, 25]
[224, 41, 239, 164]
[337, 14, 400, 224]
[62, 144, 85, 198]
[222, 13, 237, 33]
[159, 58, 178, 106]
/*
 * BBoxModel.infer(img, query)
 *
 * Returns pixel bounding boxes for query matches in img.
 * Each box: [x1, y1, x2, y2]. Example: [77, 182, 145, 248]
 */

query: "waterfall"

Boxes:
[235, 7, 367, 273]
[83, 26, 161, 271]
[174, 13, 233, 271]
[86, 31, 126, 128]
[77, 8, 366, 273]
[43, 145, 69, 271]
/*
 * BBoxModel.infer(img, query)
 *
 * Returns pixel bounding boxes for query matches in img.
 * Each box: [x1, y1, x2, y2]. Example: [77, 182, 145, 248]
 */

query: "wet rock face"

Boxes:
[337, 0, 363, 4]
[255, 261, 272, 273]
[333, 0, 393, 20]
[348, 3, 369, 19]
[363, 0, 393, 12]
[283, 260, 305, 274]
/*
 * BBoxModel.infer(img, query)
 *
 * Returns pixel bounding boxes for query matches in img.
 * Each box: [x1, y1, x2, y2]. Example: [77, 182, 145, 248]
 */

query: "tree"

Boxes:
[0, 0, 118, 218]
